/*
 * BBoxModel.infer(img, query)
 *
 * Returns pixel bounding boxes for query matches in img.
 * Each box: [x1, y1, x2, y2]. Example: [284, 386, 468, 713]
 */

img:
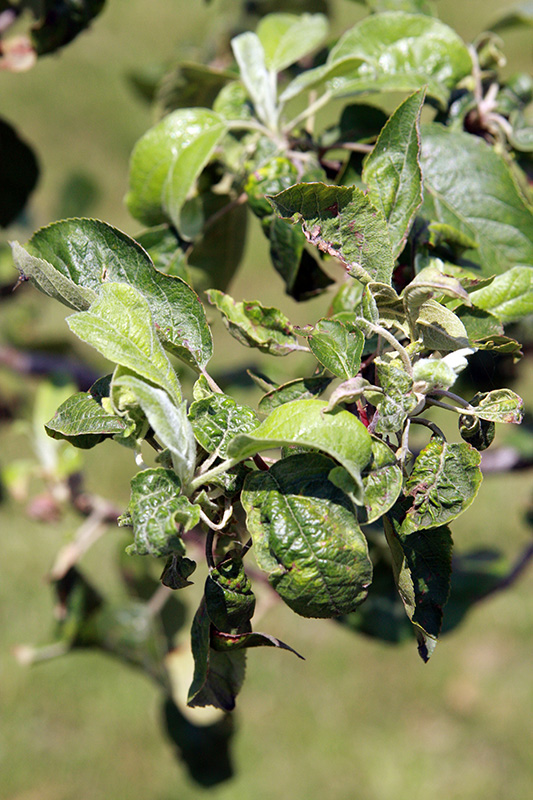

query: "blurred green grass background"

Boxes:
[1, 1, 533, 798]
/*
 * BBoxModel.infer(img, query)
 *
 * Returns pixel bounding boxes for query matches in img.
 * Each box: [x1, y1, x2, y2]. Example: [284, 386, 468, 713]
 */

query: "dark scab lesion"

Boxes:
[325, 202, 339, 217]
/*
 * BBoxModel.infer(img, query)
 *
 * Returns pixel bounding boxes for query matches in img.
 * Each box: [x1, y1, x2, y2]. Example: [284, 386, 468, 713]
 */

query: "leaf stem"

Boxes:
[409, 417, 447, 441]
[358, 319, 413, 376]
[429, 389, 472, 409]
[187, 456, 241, 493]
[282, 91, 332, 135]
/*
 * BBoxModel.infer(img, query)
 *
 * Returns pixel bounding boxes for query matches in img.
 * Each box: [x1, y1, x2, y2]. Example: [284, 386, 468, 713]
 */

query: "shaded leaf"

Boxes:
[416, 298, 469, 351]
[211, 630, 304, 659]
[258, 375, 332, 413]
[307, 318, 364, 379]
[363, 89, 425, 258]
[0, 117, 39, 228]
[490, 2, 533, 31]
[31, 0, 106, 55]
[205, 555, 256, 633]
[241, 453, 372, 617]
[361, 437, 403, 523]
[156, 63, 234, 116]
[161, 555, 197, 589]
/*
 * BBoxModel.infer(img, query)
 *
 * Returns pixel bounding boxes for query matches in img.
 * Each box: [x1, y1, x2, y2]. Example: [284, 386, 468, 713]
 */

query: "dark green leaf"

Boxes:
[420, 125, 533, 275]
[205, 555, 256, 633]
[206, 289, 303, 355]
[361, 437, 403, 523]
[31, 0, 106, 55]
[402, 440, 482, 534]
[189, 393, 258, 458]
[241, 454, 372, 617]
[121, 468, 200, 557]
[161, 555, 197, 589]
[264, 217, 333, 300]
[455, 306, 504, 343]
[363, 89, 425, 258]
[458, 415, 495, 451]
[211, 630, 304, 659]
[0, 117, 39, 228]
[135, 225, 189, 280]
[307, 318, 364, 379]
[188, 599, 246, 710]
[268, 183, 395, 285]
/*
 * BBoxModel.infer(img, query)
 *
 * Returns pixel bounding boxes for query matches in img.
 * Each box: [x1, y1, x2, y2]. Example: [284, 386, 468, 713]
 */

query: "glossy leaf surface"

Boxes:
[242, 454, 372, 617]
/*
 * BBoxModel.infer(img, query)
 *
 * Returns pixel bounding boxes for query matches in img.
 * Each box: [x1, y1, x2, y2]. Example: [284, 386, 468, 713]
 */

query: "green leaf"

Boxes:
[188, 599, 246, 710]
[205, 555, 256, 633]
[67, 283, 182, 403]
[282, 12, 471, 107]
[402, 440, 482, 534]
[361, 437, 403, 524]
[367, 359, 418, 435]
[258, 375, 332, 413]
[156, 63, 234, 116]
[189, 393, 259, 458]
[241, 454, 372, 617]
[112, 371, 196, 484]
[420, 125, 533, 275]
[126, 108, 228, 237]
[228, 398, 372, 502]
[135, 225, 189, 281]
[385, 517, 452, 661]
[307, 318, 364, 379]
[210, 629, 304, 659]
[0, 117, 39, 228]
[454, 306, 504, 343]
[366, 0, 436, 13]
[161, 555, 197, 589]
[458, 415, 495, 452]
[363, 90, 425, 258]
[491, 2, 533, 31]
[17, 219, 213, 370]
[30, 0, 106, 55]
[45, 390, 127, 449]
[206, 289, 303, 355]
[416, 298, 469, 351]
[461, 389, 524, 425]
[469, 267, 533, 324]
[121, 468, 200, 557]
[257, 12, 328, 72]
[268, 183, 395, 285]
[231, 32, 277, 128]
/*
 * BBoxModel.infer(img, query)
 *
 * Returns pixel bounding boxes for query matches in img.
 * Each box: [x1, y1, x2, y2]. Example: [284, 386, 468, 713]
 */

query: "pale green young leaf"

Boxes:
[257, 13, 328, 73]
[402, 440, 482, 534]
[227, 398, 372, 503]
[126, 108, 227, 237]
[268, 183, 395, 285]
[420, 125, 533, 275]
[307, 318, 364, 379]
[231, 32, 277, 128]
[362, 89, 425, 258]
[469, 266, 533, 323]
[206, 289, 303, 355]
[67, 283, 182, 403]
[122, 468, 200, 557]
[416, 299, 469, 351]
[241, 454, 372, 618]
[112, 371, 196, 484]
[21, 219, 213, 370]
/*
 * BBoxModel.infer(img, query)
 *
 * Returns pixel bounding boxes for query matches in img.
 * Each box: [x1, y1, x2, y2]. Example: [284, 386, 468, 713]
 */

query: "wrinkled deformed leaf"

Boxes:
[211, 630, 304, 659]
[363, 90, 425, 258]
[121, 468, 200, 557]
[307, 318, 364, 379]
[205, 555, 256, 633]
[161, 555, 197, 589]
[228, 398, 373, 502]
[189, 393, 258, 458]
[361, 437, 403, 524]
[241, 454, 373, 618]
[385, 517, 452, 661]
[461, 389, 524, 425]
[458, 415, 495, 452]
[420, 125, 533, 275]
[126, 108, 228, 237]
[112, 371, 196, 484]
[268, 183, 395, 285]
[17, 218, 213, 370]
[188, 599, 246, 710]
[67, 283, 182, 403]
[402, 440, 482, 534]
[258, 374, 332, 413]
[45, 389, 127, 449]
[469, 266, 533, 324]
[206, 289, 303, 355]
[257, 12, 328, 72]
[367, 359, 418, 435]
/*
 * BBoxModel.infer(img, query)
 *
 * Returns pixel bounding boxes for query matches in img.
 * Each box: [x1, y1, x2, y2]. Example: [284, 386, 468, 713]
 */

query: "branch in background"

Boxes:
[0, 345, 100, 390]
